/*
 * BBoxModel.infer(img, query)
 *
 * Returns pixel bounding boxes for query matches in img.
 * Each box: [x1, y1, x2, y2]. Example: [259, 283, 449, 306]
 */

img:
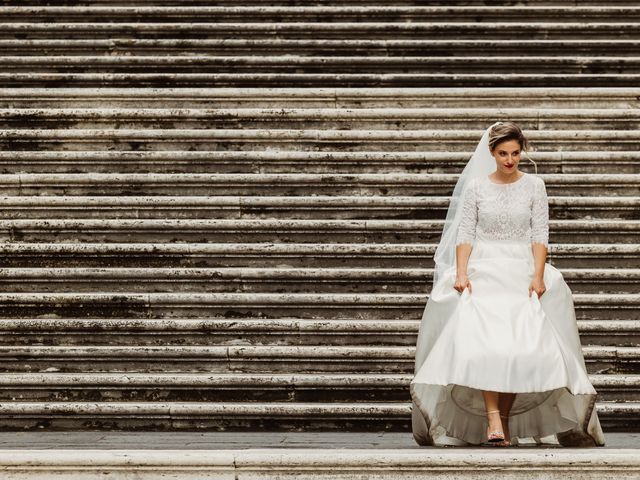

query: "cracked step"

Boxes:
[5, 72, 640, 88]
[0, 150, 635, 174]
[0, 372, 634, 403]
[0, 173, 636, 196]
[1, 87, 639, 109]
[2, 107, 640, 131]
[0, 344, 636, 374]
[1, 6, 640, 23]
[0, 195, 633, 221]
[0, 399, 633, 431]
[0, 292, 631, 319]
[0, 317, 636, 347]
[0, 218, 637, 243]
[0, 266, 634, 294]
[0, 242, 635, 269]
[1, 129, 637, 152]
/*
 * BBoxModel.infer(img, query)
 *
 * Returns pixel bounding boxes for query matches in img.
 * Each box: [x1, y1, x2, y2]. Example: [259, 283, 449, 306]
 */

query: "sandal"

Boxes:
[485, 409, 504, 442]
[494, 413, 511, 447]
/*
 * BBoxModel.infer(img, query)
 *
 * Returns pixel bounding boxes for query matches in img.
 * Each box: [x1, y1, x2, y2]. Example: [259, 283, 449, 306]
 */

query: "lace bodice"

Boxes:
[455, 172, 549, 247]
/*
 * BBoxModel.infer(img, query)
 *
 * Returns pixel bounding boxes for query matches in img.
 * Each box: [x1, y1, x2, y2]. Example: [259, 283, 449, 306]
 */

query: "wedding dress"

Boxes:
[410, 171, 606, 447]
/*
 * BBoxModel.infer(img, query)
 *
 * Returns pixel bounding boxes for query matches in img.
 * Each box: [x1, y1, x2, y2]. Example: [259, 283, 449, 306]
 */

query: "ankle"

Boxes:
[486, 410, 502, 426]
[486, 410, 501, 419]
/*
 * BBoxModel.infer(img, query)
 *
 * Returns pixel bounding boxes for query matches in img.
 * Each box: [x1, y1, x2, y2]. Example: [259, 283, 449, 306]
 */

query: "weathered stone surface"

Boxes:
[0, 446, 637, 479]
[0, 0, 636, 440]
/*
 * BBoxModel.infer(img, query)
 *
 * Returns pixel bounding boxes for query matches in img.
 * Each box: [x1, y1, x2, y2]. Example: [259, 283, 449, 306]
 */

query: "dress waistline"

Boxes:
[469, 238, 536, 264]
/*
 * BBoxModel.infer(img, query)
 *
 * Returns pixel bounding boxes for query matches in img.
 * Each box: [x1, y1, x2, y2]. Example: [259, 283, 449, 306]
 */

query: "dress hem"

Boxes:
[410, 381, 603, 447]
[409, 379, 595, 398]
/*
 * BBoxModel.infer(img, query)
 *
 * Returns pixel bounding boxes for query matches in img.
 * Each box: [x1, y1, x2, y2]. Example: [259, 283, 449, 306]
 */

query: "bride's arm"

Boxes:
[453, 180, 477, 291]
[456, 243, 473, 277]
[532, 243, 548, 278]
[530, 177, 550, 292]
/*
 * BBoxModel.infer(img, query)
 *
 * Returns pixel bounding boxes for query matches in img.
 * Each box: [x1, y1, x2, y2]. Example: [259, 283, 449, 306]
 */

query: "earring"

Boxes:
[524, 152, 538, 175]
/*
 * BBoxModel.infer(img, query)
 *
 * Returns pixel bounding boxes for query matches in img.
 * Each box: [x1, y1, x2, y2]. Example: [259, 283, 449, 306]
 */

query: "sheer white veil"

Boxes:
[431, 121, 502, 286]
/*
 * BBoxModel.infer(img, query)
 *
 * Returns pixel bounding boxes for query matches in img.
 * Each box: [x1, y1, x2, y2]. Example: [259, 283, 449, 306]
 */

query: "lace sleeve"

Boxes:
[531, 176, 549, 247]
[455, 178, 477, 246]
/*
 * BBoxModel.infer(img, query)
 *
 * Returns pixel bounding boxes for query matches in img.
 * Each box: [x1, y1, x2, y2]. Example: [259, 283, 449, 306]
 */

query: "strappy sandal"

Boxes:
[494, 413, 511, 447]
[485, 409, 504, 443]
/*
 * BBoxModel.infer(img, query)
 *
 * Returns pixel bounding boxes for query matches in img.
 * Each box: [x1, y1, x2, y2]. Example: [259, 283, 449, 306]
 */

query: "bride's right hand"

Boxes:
[453, 274, 472, 294]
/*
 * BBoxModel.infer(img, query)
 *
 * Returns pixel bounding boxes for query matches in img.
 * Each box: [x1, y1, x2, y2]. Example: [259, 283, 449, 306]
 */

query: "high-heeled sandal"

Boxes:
[485, 409, 504, 442]
[494, 413, 511, 447]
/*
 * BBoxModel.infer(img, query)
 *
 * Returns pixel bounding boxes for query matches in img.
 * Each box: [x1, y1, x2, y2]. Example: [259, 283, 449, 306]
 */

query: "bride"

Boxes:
[410, 121, 606, 447]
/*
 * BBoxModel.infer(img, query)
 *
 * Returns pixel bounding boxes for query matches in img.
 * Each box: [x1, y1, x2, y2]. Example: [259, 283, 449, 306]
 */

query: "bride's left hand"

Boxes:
[528, 276, 546, 298]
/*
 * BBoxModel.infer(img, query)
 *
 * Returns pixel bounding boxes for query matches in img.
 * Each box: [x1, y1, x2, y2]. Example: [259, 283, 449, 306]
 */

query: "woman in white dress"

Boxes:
[410, 121, 605, 447]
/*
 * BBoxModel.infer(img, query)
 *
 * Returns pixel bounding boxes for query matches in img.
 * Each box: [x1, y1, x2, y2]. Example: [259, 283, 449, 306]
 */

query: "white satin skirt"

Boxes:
[410, 238, 606, 447]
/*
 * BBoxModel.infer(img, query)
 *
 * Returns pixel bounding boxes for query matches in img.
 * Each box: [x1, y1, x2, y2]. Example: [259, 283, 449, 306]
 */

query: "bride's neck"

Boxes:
[491, 170, 522, 183]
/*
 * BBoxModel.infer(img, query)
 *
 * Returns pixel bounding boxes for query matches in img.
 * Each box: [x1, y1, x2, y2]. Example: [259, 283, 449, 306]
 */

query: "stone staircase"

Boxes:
[0, 1, 637, 437]
[1, 2, 640, 87]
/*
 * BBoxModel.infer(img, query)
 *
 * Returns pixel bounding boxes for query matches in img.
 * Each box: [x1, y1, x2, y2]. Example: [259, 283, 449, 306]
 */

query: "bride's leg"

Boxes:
[482, 390, 503, 439]
[498, 393, 517, 441]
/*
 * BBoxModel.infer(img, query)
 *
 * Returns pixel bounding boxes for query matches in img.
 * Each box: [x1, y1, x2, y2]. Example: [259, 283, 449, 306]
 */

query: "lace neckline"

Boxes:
[486, 172, 527, 186]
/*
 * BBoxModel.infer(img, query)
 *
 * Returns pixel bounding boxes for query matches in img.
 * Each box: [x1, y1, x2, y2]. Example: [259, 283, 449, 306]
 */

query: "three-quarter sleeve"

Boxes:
[531, 176, 549, 247]
[455, 179, 478, 246]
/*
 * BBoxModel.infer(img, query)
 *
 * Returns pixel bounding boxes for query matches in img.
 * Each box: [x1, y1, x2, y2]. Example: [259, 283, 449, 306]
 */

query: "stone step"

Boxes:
[5, 72, 640, 88]
[2, 23, 638, 41]
[2, 6, 639, 23]
[0, 150, 635, 175]
[4, 39, 640, 57]
[0, 400, 413, 430]
[4, 107, 640, 130]
[0, 195, 633, 221]
[0, 242, 635, 269]
[7, 0, 639, 5]
[0, 1, 635, 437]
[1, 56, 640, 76]
[0, 344, 635, 374]
[0, 317, 636, 347]
[0, 218, 638, 243]
[2, 129, 637, 152]
[0, 446, 638, 480]
[0, 372, 632, 403]
[0, 399, 632, 431]
[0, 292, 632, 320]
[2, 87, 638, 109]
[0, 267, 635, 295]
[0, 173, 636, 196]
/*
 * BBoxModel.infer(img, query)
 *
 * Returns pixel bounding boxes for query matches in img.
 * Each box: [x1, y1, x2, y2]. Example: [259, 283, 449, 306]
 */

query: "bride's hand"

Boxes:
[529, 276, 546, 298]
[454, 273, 472, 294]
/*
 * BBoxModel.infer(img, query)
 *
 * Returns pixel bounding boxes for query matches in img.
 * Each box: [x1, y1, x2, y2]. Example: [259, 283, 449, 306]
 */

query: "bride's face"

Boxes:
[490, 139, 522, 174]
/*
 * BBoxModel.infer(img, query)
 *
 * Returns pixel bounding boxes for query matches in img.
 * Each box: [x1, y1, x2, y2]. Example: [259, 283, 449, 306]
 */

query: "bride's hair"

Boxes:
[488, 121, 530, 153]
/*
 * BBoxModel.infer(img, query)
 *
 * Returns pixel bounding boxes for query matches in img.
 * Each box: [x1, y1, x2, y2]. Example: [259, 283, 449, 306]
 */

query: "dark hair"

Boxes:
[488, 121, 530, 153]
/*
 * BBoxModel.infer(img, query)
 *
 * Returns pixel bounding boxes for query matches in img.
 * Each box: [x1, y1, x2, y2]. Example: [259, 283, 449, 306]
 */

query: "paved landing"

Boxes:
[0, 431, 636, 449]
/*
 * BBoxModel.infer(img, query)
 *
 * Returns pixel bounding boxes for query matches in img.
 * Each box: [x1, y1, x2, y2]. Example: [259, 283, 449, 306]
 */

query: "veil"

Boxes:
[431, 121, 538, 286]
